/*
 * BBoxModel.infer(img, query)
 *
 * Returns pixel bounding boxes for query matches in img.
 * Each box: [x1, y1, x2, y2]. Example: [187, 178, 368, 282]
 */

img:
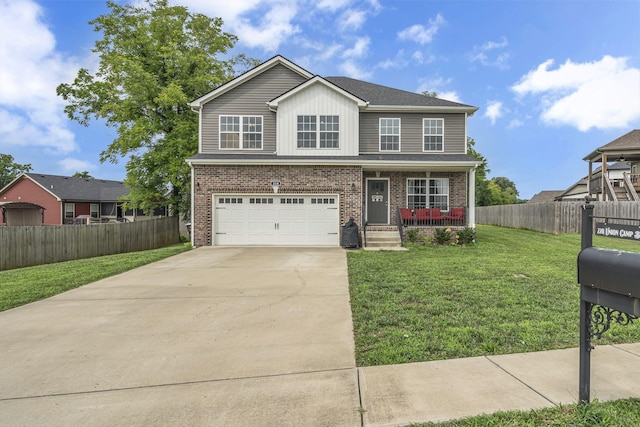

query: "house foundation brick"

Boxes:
[192, 164, 362, 246]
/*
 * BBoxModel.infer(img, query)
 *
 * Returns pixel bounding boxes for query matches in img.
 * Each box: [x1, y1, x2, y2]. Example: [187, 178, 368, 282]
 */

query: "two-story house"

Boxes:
[187, 55, 480, 247]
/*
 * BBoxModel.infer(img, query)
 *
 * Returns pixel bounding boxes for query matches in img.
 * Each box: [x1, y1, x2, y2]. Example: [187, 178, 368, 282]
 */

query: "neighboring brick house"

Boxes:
[0, 173, 166, 225]
[187, 55, 480, 247]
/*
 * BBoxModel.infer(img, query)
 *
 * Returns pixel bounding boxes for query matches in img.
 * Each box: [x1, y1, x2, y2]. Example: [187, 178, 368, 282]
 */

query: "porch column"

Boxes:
[468, 167, 476, 228]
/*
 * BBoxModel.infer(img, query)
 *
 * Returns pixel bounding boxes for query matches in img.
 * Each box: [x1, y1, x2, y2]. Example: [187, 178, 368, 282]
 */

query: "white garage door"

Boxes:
[214, 195, 340, 246]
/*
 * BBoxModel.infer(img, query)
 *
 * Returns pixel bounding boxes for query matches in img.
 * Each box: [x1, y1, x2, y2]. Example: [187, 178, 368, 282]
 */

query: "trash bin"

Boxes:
[341, 217, 359, 249]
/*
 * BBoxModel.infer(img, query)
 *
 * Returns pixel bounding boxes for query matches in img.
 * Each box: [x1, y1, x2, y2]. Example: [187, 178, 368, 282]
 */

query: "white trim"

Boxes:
[296, 114, 341, 150]
[406, 177, 450, 210]
[269, 76, 367, 109]
[422, 118, 445, 153]
[190, 165, 195, 247]
[379, 118, 401, 152]
[186, 157, 479, 171]
[365, 177, 390, 224]
[1, 173, 62, 201]
[365, 105, 478, 114]
[189, 55, 313, 109]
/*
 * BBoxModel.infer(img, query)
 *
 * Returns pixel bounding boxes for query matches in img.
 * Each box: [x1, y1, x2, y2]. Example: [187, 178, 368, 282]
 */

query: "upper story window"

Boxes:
[423, 118, 444, 151]
[407, 178, 449, 210]
[380, 118, 400, 151]
[297, 115, 340, 149]
[219, 115, 262, 150]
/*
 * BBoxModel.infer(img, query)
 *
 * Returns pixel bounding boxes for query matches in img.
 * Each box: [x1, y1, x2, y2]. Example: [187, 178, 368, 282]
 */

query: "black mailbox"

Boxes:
[578, 247, 640, 298]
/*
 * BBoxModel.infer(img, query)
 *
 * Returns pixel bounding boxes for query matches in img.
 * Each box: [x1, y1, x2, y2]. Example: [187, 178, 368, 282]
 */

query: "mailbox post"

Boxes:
[577, 201, 640, 403]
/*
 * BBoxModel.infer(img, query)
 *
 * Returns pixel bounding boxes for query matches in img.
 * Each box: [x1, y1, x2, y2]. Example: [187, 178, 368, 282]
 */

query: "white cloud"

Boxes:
[412, 50, 435, 65]
[508, 119, 524, 129]
[469, 37, 510, 69]
[342, 37, 370, 59]
[339, 60, 372, 80]
[59, 158, 95, 173]
[437, 91, 461, 103]
[512, 56, 640, 131]
[337, 9, 367, 31]
[182, 0, 300, 52]
[397, 14, 445, 45]
[316, 0, 351, 11]
[484, 101, 504, 125]
[0, 0, 80, 153]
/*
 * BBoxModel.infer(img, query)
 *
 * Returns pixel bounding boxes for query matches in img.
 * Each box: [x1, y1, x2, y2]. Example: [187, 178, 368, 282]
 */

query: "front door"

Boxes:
[367, 179, 389, 224]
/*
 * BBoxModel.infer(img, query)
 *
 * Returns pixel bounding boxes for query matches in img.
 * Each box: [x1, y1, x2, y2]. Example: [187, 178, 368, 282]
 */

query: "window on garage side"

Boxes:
[423, 118, 444, 151]
[219, 116, 262, 149]
[380, 118, 400, 151]
[297, 115, 317, 148]
[319, 115, 339, 148]
[407, 178, 449, 210]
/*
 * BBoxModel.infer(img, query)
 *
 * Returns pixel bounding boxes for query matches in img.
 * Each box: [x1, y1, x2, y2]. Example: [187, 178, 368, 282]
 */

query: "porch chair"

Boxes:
[414, 208, 430, 224]
[399, 208, 415, 225]
[429, 208, 446, 221]
[444, 208, 465, 223]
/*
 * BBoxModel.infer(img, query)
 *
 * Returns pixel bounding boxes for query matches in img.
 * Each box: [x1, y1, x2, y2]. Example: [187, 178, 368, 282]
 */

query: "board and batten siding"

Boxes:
[276, 83, 360, 156]
[200, 64, 308, 153]
[359, 112, 467, 154]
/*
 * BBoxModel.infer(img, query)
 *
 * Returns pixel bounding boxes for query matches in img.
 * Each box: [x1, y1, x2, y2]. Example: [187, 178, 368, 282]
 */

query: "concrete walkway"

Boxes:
[1, 247, 639, 426]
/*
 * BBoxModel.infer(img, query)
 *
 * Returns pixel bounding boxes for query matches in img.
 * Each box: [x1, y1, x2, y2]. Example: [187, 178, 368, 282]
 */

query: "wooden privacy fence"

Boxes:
[0, 216, 180, 271]
[476, 201, 640, 234]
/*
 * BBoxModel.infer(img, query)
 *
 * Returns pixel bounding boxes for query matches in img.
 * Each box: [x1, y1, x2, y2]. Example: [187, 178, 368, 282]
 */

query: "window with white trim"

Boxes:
[65, 203, 75, 219]
[407, 178, 449, 210]
[90, 204, 99, 219]
[219, 115, 262, 149]
[423, 118, 443, 151]
[380, 118, 400, 151]
[297, 115, 339, 149]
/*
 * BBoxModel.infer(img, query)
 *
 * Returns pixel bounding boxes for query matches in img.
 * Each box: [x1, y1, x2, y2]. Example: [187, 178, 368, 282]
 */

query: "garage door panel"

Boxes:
[214, 195, 339, 246]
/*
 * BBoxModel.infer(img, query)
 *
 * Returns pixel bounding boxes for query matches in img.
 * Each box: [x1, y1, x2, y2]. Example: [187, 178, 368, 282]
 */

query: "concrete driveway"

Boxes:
[0, 247, 360, 426]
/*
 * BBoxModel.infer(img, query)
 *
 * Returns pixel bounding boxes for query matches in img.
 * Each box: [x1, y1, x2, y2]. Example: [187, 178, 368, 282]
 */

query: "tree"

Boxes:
[0, 154, 32, 189]
[57, 0, 255, 216]
[73, 171, 93, 179]
[421, 90, 438, 98]
[466, 137, 491, 206]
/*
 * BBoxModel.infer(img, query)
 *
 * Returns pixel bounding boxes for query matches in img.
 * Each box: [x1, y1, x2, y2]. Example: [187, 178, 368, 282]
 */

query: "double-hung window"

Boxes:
[90, 204, 99, 219]
[219, 115, 262, 149]
[407, 178, 449, 210]
[64, 203, 75, 219]
[297, 115, 339, 149]
[423, 118, 444, 151]
[380, 118, 400, 151]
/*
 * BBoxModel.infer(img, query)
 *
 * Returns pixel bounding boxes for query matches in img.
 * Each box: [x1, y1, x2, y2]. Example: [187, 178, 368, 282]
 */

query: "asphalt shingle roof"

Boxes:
[26, 173, 129, 201]
[324, 76, 477, 109]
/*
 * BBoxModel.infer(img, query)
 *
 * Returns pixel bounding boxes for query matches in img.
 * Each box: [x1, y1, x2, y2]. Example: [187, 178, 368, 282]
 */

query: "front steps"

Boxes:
[364, 229, 403, 249]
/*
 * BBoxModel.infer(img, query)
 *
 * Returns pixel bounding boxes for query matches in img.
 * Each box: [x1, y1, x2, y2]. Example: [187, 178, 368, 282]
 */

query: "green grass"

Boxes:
[0, 243, 191, 312]
[412, 398, 640, 427]
[348, 225, 640, 366]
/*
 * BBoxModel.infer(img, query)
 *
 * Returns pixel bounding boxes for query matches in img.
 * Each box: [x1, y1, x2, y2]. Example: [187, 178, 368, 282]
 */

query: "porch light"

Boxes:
[618, 154, 626, 162]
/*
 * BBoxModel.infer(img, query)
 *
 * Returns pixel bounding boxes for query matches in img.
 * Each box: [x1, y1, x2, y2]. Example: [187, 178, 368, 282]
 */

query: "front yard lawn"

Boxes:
[348, 224, 640, 366]
[0, 243, 191, 312]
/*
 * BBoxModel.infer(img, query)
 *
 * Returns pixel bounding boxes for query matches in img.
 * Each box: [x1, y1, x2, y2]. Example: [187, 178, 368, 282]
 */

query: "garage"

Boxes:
[213, 194, 340, 246]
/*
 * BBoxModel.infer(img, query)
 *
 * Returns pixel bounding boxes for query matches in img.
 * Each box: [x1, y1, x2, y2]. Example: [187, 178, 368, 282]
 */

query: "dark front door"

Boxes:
[367, 179, 389, 224]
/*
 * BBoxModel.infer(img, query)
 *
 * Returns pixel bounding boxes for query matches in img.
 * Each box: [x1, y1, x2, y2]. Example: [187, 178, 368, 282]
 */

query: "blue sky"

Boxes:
[1, 0, 639, 199]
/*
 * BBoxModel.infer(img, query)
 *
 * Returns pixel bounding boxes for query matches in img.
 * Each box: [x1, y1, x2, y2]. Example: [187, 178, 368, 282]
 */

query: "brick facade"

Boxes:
[362, 171, 468, 225]
[192, 164, 362, 246]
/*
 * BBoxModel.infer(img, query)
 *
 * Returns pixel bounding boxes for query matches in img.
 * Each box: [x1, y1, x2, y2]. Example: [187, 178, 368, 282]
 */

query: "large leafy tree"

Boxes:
[57, 0, 254, 216]
[0, 154, 32, 189]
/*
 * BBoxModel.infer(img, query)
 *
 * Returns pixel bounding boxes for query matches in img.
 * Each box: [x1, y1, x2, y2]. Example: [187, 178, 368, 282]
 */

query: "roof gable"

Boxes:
[189, 55, 314, 109]
[267, 76, 368, 109]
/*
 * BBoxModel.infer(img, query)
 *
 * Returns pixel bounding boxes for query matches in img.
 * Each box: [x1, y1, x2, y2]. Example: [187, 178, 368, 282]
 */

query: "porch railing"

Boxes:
[398, 206, 467, 228]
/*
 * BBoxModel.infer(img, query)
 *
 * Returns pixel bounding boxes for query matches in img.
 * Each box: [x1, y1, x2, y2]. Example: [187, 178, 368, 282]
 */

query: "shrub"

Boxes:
[457, 227, 476, 245]
[406, 228, 420, 243]
[433, 227, 453, 245]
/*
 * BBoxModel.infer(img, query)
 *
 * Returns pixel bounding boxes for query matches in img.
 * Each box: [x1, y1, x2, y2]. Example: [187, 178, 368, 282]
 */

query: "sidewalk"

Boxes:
[358, 342, 640, 426]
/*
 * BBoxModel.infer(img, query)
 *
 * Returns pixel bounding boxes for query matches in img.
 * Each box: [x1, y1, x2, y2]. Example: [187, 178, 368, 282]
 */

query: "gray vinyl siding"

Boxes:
[201, 64, 308, 153]
[359, 112, 466, 154]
